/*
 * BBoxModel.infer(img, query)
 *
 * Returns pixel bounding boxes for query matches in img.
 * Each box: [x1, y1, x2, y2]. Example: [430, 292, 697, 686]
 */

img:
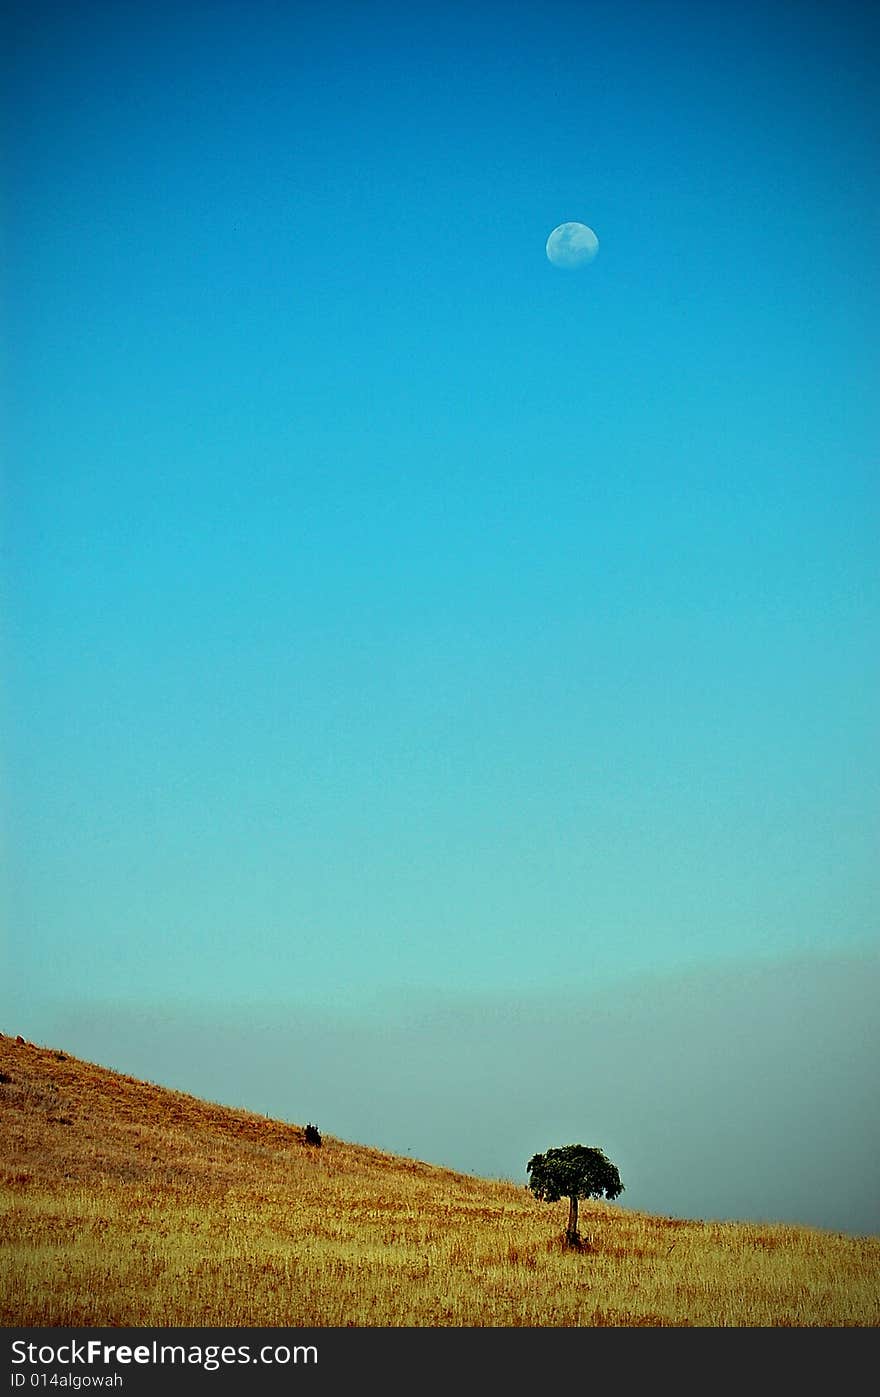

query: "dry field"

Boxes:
[1, 1031, 877, 1327]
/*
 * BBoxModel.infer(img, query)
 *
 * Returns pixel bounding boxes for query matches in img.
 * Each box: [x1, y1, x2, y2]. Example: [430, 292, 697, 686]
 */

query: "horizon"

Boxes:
[12, 946, 880, 1238]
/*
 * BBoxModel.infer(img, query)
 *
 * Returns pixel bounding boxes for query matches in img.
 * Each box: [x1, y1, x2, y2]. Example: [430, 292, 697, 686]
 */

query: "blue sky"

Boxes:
[3, 0, 878, 1232]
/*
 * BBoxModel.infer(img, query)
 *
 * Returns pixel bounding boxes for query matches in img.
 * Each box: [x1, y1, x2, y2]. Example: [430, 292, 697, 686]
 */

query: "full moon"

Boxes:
[546, 221, 599, 269]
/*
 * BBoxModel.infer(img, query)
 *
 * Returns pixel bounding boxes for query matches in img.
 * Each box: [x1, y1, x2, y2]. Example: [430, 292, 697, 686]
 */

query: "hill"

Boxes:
[1, 1031, 877, 1326]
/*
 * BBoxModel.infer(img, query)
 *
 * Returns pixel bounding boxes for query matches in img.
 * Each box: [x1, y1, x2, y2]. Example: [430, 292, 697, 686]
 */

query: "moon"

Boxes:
[546, 221, 599, 269]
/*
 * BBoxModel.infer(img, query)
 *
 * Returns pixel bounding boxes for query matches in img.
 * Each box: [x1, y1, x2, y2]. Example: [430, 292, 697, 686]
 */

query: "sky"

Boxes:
[3, 0, 878, 1235]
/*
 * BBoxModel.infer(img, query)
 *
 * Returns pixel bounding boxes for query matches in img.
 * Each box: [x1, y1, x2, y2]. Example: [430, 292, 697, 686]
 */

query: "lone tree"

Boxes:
[527, 1144, 623, 1247]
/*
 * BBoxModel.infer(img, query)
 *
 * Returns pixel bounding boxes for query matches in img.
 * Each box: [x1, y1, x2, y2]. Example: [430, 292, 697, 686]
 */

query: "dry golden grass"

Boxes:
[1, 1031, 877, 1327]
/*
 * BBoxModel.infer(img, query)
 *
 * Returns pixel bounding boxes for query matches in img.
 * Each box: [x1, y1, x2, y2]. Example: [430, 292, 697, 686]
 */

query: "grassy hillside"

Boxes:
[1, 1031, 877, 1327]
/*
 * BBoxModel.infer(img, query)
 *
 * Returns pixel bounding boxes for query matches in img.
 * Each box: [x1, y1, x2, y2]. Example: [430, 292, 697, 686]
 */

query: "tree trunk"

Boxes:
[566, 1194, 579, 1246]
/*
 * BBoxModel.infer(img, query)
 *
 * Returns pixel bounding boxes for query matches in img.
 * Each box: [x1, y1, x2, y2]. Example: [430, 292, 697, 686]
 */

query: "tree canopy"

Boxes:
[527, 1145, 623, 1204]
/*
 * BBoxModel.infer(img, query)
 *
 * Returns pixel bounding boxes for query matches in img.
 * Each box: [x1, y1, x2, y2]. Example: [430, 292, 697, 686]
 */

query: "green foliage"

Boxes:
[527, 1145, 623, 1205]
